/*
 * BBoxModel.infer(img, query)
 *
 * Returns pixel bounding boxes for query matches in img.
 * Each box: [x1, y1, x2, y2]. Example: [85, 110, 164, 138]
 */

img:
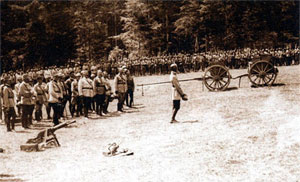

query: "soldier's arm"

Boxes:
[3, 87, 8, 108]
[92, 78, 97, 93]
[114, 76, 118, 94]
[78, 79, 83, 96]
[172, 78, 184, 96]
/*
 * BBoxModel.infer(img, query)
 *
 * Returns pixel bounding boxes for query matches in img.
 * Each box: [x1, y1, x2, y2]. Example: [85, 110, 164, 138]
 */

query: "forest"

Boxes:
[1, 0, 299, 72]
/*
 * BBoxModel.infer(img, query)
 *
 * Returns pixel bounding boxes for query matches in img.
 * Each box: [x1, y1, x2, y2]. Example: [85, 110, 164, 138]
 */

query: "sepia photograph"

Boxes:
[0, 0, 299, 181]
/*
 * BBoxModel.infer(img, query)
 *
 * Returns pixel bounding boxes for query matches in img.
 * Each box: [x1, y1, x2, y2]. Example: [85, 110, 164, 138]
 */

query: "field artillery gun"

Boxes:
[20, 120, 76, 152]
[203, 56, 279, 91]
[137, 56, 279, 93]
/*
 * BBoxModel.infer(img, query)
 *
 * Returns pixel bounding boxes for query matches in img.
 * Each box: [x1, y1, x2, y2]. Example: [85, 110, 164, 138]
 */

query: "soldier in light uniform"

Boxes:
[71, 73, 82, 117]
[33, 75, 46, 121]
[103, 71, 112, 114]
[2, 76, 17, 131]
[93, 70, 106, 116]
[18, 74, 35, 129]
[58, 73, 67, 118]
[170, 63, 187, 123]
[14, 76, 23, 117]
[114, 67, 127, 112]
[78, 70, 94, 118]
[48, 73, 62, 126]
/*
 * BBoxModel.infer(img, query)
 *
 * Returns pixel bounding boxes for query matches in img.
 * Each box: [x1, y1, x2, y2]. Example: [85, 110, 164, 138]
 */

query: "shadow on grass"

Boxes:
[224, 87, 238, 91]
[0, 174, 25, 182]
[180, 120, 200, 124]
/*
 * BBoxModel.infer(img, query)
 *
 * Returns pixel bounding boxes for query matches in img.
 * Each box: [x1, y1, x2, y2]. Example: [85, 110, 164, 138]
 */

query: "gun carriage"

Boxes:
[203, 55, 279, 91]
[137, 55, 279, 93]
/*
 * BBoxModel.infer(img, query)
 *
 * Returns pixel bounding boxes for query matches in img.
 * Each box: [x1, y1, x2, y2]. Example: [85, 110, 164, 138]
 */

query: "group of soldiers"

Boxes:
[0, 66, 135, 132]
[102, 47, 299, 77]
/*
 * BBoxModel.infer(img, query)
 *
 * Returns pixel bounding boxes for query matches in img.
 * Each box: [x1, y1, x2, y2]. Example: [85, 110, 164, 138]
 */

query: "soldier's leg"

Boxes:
[22, 105, 29, 128]
[104, 95, 110, 113]
[95, 94, 100, 115]
[171, 100, 180, 122]
[4, 107, 11, 131]
[99, 94, 105, 115]
[28, 105, 34, 125]
[11, 108, 16, 130]
[51, 103, 60, 125]
[125, 90, 129, 106]
[46, 103, 52, 119]
[129, 90, 134, 107]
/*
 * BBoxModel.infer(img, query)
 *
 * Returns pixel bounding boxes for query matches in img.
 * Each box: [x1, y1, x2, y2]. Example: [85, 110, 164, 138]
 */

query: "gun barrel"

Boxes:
[52, 120, 76, 131]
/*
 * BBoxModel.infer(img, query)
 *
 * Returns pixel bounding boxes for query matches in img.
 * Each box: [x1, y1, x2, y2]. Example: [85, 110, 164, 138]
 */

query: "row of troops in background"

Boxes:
[103, 47, 299, 78]
[0, 66, 135, 132]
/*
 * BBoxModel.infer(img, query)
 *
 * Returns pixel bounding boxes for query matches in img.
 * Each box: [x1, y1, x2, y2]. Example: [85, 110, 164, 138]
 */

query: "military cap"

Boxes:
[22, 74, 29, 80]
[170, 63, 177, 68]
[81, 70, 88, 76]
[75, 73, 81, 77]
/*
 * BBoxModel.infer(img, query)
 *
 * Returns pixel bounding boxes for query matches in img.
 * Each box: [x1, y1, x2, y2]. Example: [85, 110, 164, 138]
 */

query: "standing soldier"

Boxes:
[71, 73, 82, 117]
[48, 73, 62, 126]
[18, 74, 35, 129]
[114, 67, 127, 112]
[58, 73, 67, 118]
[14, 76, 23, 117]
[125, 70, 135, 107]
[93, 70, 106, 116]
[78, 70, 94, 118]
[44, 74, 52, 120]
[103, 71, 112, 114]
[2, 76, 16, 132]
[170, 64, 187, 123]
[0, 77, 5, 123]
[33, 75, 46, 121]
[65, 72, 74, 118]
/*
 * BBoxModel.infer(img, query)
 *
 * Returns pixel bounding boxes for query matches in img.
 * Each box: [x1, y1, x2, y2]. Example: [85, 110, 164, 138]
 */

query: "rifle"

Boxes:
[20, 120, 76, 152]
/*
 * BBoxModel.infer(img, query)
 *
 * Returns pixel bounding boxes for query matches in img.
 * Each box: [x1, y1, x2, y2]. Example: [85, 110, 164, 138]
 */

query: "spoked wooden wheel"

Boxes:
[203, 65, 231, 91]
[248, 60, 278, 87]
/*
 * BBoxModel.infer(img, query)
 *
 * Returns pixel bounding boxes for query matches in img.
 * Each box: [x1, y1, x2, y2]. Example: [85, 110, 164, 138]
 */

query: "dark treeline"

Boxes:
[1, 0, 299, 72]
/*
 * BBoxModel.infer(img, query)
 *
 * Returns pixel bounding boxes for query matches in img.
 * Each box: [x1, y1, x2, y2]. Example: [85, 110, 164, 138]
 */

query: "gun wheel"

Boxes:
[248, 60, 277, 87]
[204, 65, 231, 91]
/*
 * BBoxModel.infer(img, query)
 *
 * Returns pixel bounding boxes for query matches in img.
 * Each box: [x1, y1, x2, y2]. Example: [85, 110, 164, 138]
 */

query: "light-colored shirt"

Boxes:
[170, 71, 183, 100]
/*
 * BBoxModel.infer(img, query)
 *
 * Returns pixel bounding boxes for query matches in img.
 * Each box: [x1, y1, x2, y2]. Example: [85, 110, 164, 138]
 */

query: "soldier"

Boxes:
[78, 70, 94, 118]
[0, 77, 5, 123]
[33, 75, 46, 121]
[103, 71, 112, 114]
[48, 73, 62, 125]
[14, 76, 23, 117]
[93, 70, 106, 116]
[170, 64, 187, 123]
[19, 74, 35, 129]
[2, 76, 17, 132]
[58, 73, 67, 118]
[65, 72, 74, 118]
[71, 73, 82, 117]
[125, 70, 135, 107]
[114, 67, 127, 112]
[44, 74, 52, 120]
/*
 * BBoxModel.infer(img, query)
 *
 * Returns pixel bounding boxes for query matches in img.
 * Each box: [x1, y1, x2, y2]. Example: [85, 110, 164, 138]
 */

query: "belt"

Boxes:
[83, 87, 93, 89]
[8, 97, 14, 98]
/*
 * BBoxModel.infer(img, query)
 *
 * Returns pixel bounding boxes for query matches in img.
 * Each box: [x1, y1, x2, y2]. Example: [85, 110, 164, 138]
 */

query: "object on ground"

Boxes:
[20, 120, 76, 152]
[0, 148, 4, 153]
[103, 142, 134, 157]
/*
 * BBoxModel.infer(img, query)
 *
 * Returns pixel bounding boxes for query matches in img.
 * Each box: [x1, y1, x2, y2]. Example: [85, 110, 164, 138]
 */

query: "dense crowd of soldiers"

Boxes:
[0, 66, 135, 132]
[106, 47, 299, 77]
[0, 47, 299, 132]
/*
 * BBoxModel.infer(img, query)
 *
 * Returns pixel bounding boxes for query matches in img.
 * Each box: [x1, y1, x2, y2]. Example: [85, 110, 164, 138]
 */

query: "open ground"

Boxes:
[1, 65, 300, 182]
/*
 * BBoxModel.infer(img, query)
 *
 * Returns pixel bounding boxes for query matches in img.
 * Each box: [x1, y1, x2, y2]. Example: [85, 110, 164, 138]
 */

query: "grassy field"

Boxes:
[1, 65, 300, 182]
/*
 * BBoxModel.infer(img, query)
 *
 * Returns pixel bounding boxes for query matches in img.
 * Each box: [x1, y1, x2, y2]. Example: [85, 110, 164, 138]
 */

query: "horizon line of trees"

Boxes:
[1, 0, 299, 72]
